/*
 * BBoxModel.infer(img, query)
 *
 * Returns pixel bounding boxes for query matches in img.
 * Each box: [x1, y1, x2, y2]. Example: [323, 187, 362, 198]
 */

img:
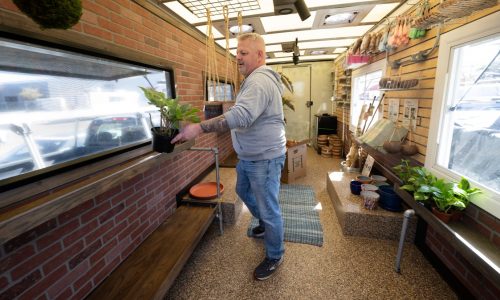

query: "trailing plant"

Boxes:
[14, 0, 82, 30]
[397, 163, 438, 202]
[394, 160, 481, 213]
[140, 87, 200, 136]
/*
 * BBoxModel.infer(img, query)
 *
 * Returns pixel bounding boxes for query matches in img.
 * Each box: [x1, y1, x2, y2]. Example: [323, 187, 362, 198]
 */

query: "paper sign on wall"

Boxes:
[388, 98, 399, 123]
[403, 99, 418, 131]
[362, 155, 375, 177]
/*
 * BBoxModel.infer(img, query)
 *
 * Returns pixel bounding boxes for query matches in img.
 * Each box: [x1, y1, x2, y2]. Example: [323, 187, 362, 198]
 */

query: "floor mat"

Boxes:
[246, 184, 324, 247]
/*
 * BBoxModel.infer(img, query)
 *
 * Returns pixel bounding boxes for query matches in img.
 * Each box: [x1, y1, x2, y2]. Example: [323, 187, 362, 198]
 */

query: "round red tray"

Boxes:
[189, 182, 224, 200]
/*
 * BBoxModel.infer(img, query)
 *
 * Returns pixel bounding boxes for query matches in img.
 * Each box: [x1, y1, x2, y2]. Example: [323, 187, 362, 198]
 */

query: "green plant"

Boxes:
[140, 87, 200, 136]
[394, 160, 481, 213]
[395, 161, 437, 202]
[13, 0, 82, 30]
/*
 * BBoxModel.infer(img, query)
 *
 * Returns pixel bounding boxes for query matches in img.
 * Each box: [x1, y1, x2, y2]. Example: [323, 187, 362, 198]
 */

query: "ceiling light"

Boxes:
[229, 24, 254, 35]
[261, 12, 315, 32]
[279, 8, 293, 14]
[311, 50, 327, 55]
[294, 0, 311, 21]
[325, 12, 357, 25]
[361, 3, 400, 23]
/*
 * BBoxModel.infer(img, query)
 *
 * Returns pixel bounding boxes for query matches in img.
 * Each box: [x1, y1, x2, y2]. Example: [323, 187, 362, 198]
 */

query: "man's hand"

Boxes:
[171, 123, 203, 144]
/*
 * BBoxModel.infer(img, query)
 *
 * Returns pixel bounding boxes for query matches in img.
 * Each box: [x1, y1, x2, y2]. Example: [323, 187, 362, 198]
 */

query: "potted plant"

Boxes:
[394, 160, 481, 223]
[430, 177, 481, 223]
[394, 160, 437, 204]
[140, 87, 200, 153]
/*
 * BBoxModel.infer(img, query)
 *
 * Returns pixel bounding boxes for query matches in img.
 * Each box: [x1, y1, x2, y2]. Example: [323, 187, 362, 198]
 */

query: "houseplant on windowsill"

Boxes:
[140, 87, 200, 153]
[430, 177, 481, 223]
[394, 160, 481, 223]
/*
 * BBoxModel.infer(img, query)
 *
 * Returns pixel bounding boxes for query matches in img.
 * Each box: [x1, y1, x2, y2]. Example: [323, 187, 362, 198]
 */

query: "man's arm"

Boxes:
[171, 114, 230, 144]
[200, 114, 230, 133]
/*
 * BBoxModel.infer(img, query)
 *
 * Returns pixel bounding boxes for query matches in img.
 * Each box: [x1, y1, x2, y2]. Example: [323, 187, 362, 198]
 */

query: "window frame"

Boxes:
[0, 34, 176, 195]
[426, 11, 500, 218]
[350, 59, 386, 132]
[205, 77, 235, 102]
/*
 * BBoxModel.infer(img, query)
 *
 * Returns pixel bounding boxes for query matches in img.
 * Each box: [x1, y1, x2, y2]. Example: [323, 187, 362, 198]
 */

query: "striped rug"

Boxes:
[246, 184, 323, 247]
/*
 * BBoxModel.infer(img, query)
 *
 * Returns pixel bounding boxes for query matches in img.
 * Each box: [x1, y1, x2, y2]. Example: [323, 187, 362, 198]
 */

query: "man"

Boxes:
[171, 32, 287, 281]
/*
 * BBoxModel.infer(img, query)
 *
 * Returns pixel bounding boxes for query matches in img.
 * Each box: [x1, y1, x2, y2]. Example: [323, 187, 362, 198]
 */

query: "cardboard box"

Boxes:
[281, 143, 307, 183]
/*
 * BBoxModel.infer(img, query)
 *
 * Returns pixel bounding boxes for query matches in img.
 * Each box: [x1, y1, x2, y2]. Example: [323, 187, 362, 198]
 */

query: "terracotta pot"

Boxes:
[432, 207, 452, 224]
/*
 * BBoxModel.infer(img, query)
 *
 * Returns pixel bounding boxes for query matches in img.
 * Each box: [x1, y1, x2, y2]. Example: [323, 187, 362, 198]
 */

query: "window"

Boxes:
[427, 12, 500, 217]
[206, 79, 234, 102]
[350, 59, 385, 134]
[0, 37, 174, 186]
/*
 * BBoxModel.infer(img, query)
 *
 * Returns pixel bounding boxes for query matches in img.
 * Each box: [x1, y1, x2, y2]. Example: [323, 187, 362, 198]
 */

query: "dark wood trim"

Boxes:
[0, 140, 195, 244]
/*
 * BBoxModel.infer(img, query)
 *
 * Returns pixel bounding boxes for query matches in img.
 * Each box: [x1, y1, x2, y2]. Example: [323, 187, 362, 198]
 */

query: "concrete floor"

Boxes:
[166, 147, 456, 299]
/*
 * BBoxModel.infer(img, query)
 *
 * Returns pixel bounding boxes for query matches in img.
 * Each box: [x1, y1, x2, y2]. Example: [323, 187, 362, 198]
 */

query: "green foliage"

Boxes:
[393, 160, 481, 213]
[140, 87, 200, 136]
[13, 0, 82, 30]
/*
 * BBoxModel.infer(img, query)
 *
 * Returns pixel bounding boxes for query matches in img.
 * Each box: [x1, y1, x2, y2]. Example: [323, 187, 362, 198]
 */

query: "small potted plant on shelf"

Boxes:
[140, 87, 200, 153]
[394, 160, 481, 223]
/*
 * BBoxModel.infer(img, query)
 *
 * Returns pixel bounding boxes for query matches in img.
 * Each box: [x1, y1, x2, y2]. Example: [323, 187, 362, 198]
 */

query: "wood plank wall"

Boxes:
[333, 1, 500, 164]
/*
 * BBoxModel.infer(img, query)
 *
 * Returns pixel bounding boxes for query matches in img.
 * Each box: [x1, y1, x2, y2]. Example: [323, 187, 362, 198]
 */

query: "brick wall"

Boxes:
[0, 0, 235, 299]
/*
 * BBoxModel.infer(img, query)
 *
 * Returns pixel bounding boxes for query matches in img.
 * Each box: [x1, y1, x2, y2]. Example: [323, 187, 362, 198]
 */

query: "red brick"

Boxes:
[89, 239, 118, 265]
[84, 219, 114, 245]
[36, 219, 80, 250]
[11, 243, 61, 281]
[100, 0, 121, 14]
[98, 203, 124, 224]
[42, 240, 84, 275]
[73, 259, 104, 291]
[62, 219, 98, 247]
[81, 202, 111, 224]
[92, 256, 120, 287]
[110, 12, 133, 29]
[0, 244, 35, 274]
[82, 0, 111, 19]
[68, 240, 102, 270]
[493, 232, 500, 248]
[80, 10, 98, 25]
[0, 276, 8, 290]
[113, 34, 137, 49]
[477, 210, 500, 233]
[82, 23, 113, 41]
[47, 260, 89, 299]
[3, 219, 57, 254]
[54, 288, 72, 300]
[18, 266, 67, 300]
[72, 281, 93, 300]
[0, 270, 42, 300]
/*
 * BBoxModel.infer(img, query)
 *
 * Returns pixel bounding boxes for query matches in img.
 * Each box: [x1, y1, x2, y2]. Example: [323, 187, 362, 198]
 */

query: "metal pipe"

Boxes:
[188, 146, 223, 234]
[395, 209, 415, 273]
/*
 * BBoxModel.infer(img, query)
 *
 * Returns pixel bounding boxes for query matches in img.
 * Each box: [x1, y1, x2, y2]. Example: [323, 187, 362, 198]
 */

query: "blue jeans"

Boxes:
[236, 155, 286, 260]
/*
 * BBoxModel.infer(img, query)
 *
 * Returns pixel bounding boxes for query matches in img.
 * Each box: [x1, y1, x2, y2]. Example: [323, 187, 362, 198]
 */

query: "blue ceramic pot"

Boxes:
[378, 185, 403, 212]
[350, 180, 362, 195]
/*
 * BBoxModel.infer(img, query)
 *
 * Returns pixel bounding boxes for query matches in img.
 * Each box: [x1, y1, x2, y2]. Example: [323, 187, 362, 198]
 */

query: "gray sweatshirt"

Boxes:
[224, 65, 286, 161]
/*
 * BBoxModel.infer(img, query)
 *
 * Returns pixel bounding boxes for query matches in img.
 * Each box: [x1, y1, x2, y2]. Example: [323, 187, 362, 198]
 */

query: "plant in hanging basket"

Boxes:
[140, 87, 200, 153]
[13, 0, 82, 30]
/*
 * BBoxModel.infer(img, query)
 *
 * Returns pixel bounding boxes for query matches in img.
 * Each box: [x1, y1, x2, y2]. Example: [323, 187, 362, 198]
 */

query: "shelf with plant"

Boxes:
[393, 159, 481, 223]
[140, 87, 200, 153]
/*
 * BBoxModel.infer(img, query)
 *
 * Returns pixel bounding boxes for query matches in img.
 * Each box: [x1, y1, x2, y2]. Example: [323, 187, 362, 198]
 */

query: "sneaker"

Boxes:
[251, 225, 265, 238]
[254, 256, 283, 281]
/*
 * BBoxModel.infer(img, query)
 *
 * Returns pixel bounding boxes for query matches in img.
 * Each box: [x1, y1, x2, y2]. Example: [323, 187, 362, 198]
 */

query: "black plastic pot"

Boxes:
[151, 128, 178, 153]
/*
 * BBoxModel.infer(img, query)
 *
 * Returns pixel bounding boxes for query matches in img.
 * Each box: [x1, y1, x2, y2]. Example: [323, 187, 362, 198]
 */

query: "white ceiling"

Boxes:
[159, 0, 404, 64]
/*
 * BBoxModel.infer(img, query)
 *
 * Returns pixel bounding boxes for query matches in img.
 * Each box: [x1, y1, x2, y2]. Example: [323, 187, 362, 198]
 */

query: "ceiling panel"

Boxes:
[159, 0, 403, 64]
